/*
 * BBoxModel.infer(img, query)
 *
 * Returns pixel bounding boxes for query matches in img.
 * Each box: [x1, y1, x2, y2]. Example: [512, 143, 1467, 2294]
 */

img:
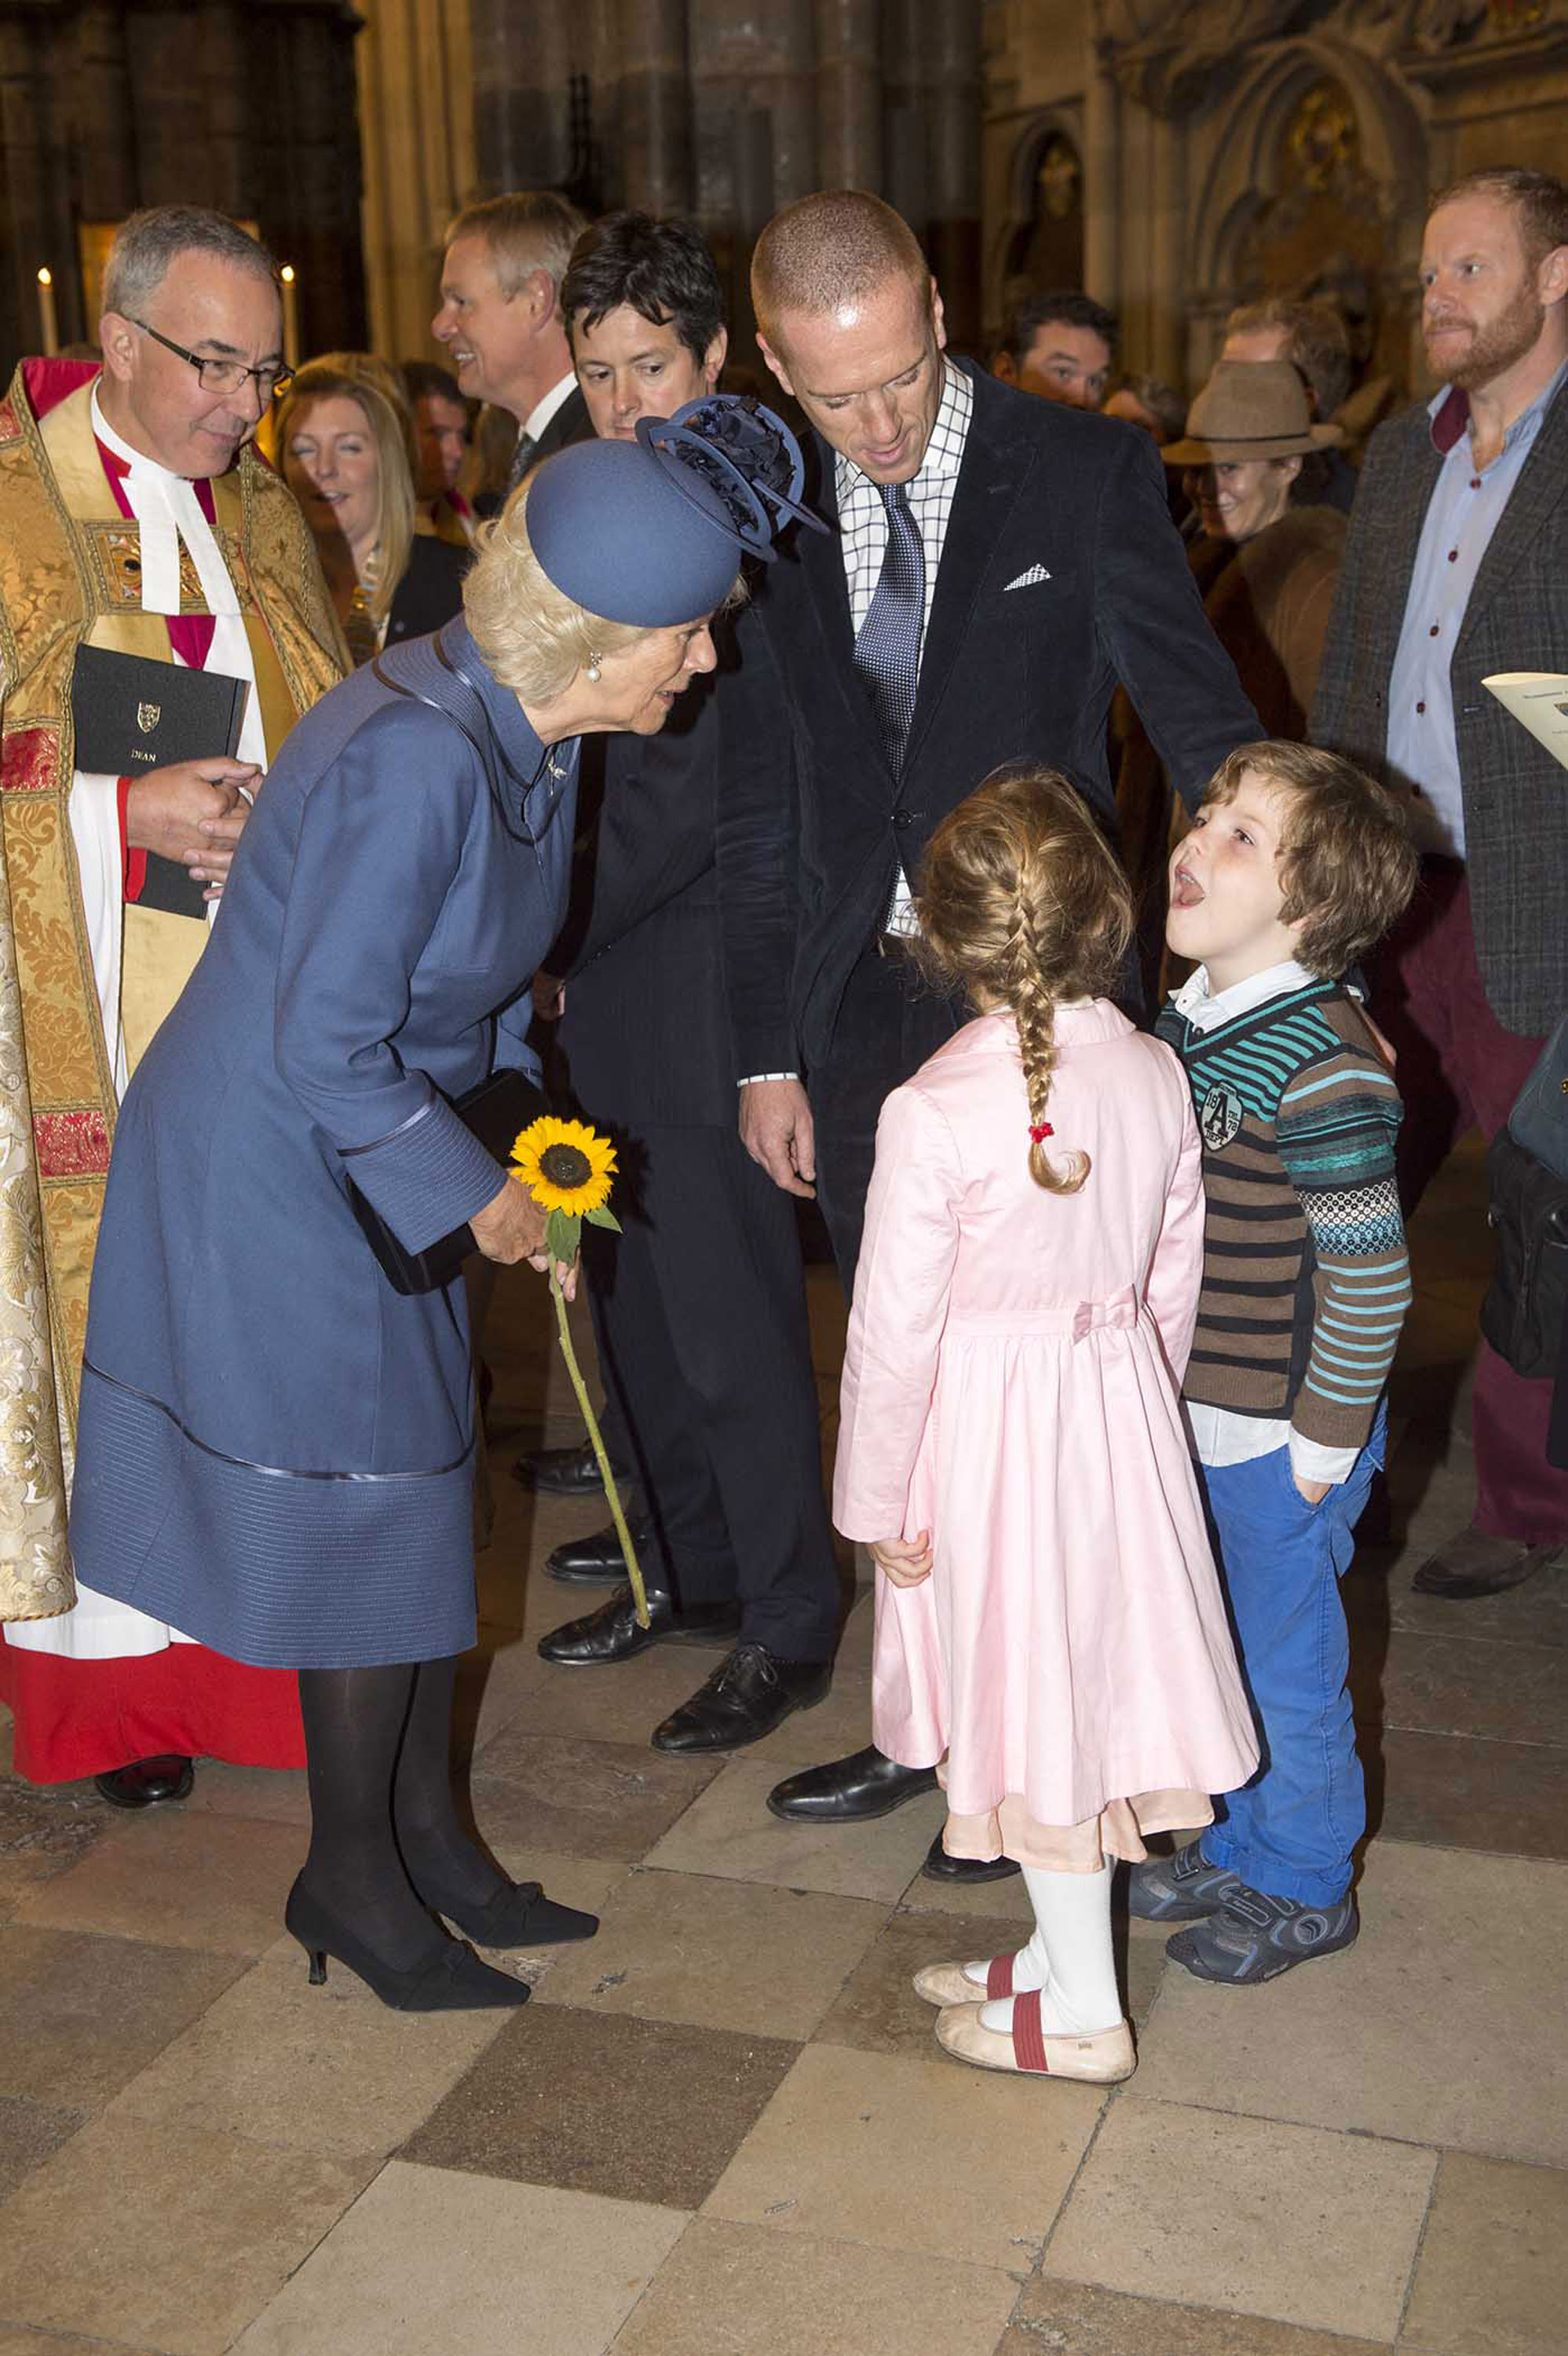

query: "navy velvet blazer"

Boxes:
[715, 362, 1260, 1080]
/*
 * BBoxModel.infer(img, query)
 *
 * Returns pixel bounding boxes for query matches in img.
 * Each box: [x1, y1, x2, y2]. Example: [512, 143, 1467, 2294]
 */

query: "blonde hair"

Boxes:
[915, 768, 1133, 1196]
[276, 356, 415, 624]
[751, 191, 930, 346]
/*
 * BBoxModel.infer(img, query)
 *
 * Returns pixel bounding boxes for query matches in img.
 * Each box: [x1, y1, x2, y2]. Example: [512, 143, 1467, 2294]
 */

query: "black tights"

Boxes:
[297, 1656, 505, 1968]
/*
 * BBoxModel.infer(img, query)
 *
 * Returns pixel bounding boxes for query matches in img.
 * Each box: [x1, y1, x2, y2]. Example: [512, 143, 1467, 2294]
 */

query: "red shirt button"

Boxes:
[1416, 700, 1426, 714]
[1471, 477, 1481, 489]
[1429, 624, 1439, 636]
[1447, 548, 1459, 562]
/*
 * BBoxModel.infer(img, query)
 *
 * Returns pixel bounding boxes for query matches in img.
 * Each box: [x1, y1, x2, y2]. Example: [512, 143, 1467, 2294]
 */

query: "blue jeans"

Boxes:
[1198, 1407, 1385, 1909]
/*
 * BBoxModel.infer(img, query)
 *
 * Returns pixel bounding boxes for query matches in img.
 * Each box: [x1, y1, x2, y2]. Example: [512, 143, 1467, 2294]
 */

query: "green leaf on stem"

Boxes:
[583, 1206, 622, 1232]
[546, 1205, 581, 1263]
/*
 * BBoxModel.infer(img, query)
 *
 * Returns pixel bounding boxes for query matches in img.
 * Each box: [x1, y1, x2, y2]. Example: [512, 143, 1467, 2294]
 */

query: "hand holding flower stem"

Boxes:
[510, 1118, 649, 1629]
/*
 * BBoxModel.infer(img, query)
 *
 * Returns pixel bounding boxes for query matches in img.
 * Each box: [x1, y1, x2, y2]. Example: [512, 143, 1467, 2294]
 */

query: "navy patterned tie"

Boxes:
[853, 479, 926, 772]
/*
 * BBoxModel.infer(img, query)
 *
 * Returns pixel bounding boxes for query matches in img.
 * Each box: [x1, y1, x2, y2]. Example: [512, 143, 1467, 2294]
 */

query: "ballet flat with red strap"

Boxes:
[935, 1989, 1136, 2082]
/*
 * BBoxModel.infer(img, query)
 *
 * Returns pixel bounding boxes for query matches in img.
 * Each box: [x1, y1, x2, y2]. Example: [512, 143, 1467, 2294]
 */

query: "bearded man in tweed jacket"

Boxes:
[1311, 166, 1568, 1601]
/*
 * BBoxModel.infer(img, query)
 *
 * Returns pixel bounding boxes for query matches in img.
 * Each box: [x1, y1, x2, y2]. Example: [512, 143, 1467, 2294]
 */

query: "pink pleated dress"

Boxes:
[832, 1004, 1259, 1871]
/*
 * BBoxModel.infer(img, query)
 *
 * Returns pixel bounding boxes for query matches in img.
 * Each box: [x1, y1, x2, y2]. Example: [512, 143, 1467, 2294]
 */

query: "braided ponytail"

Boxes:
[1006, 868, 1091, 1195]
[913, 764, 1133, 1200]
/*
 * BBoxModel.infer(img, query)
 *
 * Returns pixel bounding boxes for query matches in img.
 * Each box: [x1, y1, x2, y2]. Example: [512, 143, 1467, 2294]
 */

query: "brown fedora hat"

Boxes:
[1162, 359, 1344, 466]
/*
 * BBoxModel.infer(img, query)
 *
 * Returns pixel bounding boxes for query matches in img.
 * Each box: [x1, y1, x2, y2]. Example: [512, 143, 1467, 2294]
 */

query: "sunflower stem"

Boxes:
[548, 1264, 649, 1629]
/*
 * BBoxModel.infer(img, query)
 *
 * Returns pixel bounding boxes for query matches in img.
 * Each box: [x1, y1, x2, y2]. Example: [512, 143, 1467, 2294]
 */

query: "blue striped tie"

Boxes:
[853, 480, 925, 772]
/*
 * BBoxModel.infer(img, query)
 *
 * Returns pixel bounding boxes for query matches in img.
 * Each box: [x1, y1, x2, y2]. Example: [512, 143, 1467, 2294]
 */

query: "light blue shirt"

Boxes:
[1384, 357, 1568, 858]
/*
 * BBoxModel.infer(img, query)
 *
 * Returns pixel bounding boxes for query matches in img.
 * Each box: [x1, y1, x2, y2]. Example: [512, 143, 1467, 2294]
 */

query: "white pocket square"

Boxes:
[1004, 564, 1052, 591]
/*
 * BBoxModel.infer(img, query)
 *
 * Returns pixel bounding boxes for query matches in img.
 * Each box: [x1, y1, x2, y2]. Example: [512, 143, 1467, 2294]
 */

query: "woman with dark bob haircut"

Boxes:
[69, 401, 815, 2010]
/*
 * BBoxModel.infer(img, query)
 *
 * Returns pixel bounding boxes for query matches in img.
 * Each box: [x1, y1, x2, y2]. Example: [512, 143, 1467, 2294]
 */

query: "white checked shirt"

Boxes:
[740, 360, 974, 1083]
[836, 358, 974, 934]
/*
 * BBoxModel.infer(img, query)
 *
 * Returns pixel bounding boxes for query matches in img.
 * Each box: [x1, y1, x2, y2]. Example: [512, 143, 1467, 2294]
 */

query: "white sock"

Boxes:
[979, 1862, 1120, 2037]
[958, 1928, 1047, 1999]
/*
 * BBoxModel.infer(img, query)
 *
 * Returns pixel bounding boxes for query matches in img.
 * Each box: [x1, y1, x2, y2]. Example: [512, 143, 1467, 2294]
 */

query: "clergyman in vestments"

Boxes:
[0, 205, 344, 1803]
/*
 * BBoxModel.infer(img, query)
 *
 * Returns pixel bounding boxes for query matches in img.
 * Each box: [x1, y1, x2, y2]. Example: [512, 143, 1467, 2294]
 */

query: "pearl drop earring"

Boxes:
[584, 653, 602, 682]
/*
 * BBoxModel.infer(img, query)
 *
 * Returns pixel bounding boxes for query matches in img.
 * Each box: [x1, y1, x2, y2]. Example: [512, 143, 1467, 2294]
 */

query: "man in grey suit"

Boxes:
[1312, 166, 1568, 1601]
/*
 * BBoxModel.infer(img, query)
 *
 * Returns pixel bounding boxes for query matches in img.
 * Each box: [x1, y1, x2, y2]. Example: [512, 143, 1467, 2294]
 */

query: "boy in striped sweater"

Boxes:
[1135, 741, 1419, 1982]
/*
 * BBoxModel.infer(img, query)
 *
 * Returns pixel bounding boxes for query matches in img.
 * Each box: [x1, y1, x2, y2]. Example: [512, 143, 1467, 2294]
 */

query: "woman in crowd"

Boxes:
[68, 410, 810, 2012]
[1118, 358, 1347, 994]
[278, 353, 468, 663]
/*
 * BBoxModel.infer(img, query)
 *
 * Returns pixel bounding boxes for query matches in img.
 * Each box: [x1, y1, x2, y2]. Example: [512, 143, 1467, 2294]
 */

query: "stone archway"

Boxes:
[1186, 37, 1427, 401]
[991, 107, 1087, 346]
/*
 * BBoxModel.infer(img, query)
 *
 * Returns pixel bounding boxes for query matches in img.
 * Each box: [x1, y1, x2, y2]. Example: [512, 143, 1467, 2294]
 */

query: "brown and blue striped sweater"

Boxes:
[1155, 979, 1411, 1456]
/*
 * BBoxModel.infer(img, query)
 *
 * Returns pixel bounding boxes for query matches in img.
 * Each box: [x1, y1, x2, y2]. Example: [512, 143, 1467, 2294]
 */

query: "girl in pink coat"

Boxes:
[834, 769, 1257, 2084]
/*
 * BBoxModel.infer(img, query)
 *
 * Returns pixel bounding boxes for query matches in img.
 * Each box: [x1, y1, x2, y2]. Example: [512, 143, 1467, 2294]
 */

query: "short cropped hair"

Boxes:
[1204, 741, 1418, 979]
[752, 191, 929, 343]
[1000, 289, 1119, 365]
[562, 211, 725, 365]
[101, 207, 276, 324]
[1429, 166, 1568, 270]
[400, 360, 466, 408]
[1109, 371, 1187, 441]
[445, 191, 590, 308]
[1225, 295, 1352, 419]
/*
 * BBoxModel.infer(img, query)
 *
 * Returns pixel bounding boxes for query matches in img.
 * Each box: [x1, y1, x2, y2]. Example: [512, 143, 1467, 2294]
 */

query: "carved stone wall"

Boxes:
[984, 0, 1568, 397]
[0, 0, 367, 370]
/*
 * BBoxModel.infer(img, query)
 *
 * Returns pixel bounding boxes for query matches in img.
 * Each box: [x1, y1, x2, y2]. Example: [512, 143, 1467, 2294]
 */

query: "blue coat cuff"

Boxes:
[339, 1091, 506, 1255]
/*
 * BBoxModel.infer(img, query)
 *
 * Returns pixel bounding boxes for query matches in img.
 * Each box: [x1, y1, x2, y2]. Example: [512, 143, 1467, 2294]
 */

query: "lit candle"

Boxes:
[36, 267, 58, 357]
[280, 264, 299, 369]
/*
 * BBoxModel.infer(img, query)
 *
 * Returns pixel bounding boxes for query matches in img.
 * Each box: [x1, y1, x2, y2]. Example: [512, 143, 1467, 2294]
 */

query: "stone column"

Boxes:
[924, 0, 982, 350]
[469, 0, 573, 192]
[814, 0, 880, 191]
[617, 0, 692, 215]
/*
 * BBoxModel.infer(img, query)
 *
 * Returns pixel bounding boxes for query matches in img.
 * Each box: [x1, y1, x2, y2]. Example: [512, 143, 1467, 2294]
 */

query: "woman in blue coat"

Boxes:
[71, 404, 813, 2010]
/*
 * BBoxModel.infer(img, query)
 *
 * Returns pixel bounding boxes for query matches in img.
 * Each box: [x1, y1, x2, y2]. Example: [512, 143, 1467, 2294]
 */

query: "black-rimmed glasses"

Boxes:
[131, 318, 294, 401]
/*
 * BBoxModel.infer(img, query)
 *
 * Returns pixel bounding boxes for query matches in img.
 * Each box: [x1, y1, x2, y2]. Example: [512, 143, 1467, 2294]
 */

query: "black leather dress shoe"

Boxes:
[537, 1583, 741, 1666]
[546, 1520, 653, 1585]
[513, 1439, 607, 1497]
[1412, 1528, 1563, 1600]
[94, 1754, 195, 1809]
[766, 1743, 938, 1824]
[652, 1644, 831, 1754]
[921, 1833, 1020, 1884]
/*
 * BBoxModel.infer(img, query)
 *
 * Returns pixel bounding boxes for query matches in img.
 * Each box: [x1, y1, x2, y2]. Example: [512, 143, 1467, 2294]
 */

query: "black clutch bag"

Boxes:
[345, 1066, 546, 1297]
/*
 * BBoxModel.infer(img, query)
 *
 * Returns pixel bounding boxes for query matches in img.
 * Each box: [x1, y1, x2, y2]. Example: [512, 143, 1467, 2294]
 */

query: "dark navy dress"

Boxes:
[68, 621, 578, 1668]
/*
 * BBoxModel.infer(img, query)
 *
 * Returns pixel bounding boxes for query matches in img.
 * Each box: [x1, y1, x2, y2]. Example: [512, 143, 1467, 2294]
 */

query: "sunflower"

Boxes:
[510, 1115, 617, 1216]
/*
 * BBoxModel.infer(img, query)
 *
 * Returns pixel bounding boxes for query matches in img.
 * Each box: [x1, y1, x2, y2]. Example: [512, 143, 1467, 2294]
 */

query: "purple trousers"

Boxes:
[1374, 859, 1568, 1543]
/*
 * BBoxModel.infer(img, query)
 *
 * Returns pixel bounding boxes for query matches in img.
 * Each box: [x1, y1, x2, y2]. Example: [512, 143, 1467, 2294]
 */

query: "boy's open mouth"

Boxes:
[1170, 863, 1204, 909]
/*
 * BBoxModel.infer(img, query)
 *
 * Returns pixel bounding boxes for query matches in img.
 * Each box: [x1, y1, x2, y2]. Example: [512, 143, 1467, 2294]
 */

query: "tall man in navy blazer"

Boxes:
[718, 192, 1260, 1843]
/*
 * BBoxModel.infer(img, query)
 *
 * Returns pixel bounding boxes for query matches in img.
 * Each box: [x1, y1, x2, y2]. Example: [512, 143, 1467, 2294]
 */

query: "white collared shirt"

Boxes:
[1170, 960, 1359, 1487]
[520, 370, 579, 448]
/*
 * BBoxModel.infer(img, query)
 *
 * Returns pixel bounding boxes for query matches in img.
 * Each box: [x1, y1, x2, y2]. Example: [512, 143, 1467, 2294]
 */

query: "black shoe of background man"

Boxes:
[767, 1743, 938, 1824]
[652, 1643, 831, 1754]
[546, 1519, 653, 1585]
[1412, 1528, 1563, 1601]
[513, 1439, 609, 1497]
[537, 1583, 741, 1666]
[94, 1755, 195, 1809]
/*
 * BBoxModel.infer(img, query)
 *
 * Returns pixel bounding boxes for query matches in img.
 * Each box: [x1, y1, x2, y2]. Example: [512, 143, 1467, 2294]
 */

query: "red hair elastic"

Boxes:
[1029, 1121, 1054, 1143]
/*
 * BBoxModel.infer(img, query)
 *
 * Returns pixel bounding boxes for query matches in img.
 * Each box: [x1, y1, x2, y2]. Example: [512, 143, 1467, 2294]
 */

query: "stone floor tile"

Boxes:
[1401, 2151, 1568, 2356]
[228, 2159, 685, 2356]
[997, 2277, 1387, 2355]
[0, 2092, 86, 2201]
[533, 1864, 888, 2038]
[403, 2001, 799, 2209]
[0, 2112, 372, 2355]
[705, 2041, 1102, 2271]
[10, 1809, 304, 1955]
[0, 1923, 243, 2107]
[465, 1730, 720, 1863]
[1042, 2097, 1434, 2341]
[1129, 1839, 1568, 2167]
[1367, 1727, 1568, 1860]
[108, 1941, 514, 2158]
[1383, 1556, 1568, 1650]
[1351, 1624, 1566, 1747]
[813, 1907, 1040, 2060]
[0, 2333, 163, 2355]
[0, 1772, 108, 1921]
[610, 2216, 1022, 2356]
[643, 1756, 946, 1900]
[185, 1761, 311, 1826]
[896, 1863, 1036, 1922]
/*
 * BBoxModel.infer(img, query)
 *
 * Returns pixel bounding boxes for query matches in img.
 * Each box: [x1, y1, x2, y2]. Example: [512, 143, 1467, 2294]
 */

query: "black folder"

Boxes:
[71, 645, 250, 922]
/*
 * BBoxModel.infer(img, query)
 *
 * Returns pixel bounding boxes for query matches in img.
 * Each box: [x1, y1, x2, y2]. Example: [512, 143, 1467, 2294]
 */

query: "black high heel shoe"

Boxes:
[284, 1876, 532, 2010]
[408, 1868, 600, 1950]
